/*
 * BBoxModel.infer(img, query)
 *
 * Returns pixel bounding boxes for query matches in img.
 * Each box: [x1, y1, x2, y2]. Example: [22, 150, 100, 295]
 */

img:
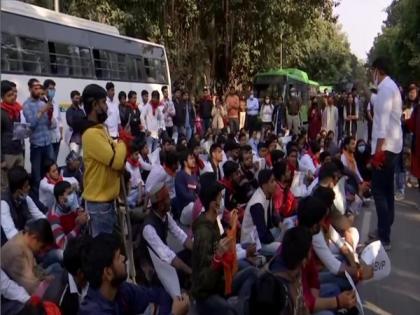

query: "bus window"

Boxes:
[48, 42, 93, 78]
[135, 57, 144, 81]
[126, 55, 137, 81]
[108, 52, 128, 80]
[19, 36, 47, 75]
[144, 57, 168, 84]
[1, 33, 21, 72]
[93, 49, 111, 80]
[143, 57, 155, 83]
[78, 47, 93, 78]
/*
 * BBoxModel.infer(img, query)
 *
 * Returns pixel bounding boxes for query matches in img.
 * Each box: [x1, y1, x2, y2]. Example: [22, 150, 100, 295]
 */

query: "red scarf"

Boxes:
[308, 149, 319, 167]
[150, 100, 160, 115]
[46, 175, 63, 185]
[164, 164, 176, 177]
[219, 177, 234, 193]
[265, 153, 273, 168]
[128, 102, 138, 111]
[1, 102, 22, 121]
[287, 161, 296, 177]
[127, 156, 140, 168]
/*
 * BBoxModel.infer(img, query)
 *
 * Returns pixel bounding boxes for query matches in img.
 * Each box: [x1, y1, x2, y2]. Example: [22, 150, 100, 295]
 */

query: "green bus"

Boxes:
[253, 68, 319, 124]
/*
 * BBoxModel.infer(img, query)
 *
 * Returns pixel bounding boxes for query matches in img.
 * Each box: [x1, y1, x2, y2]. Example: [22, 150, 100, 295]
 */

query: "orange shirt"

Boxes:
[225, 94, 240, 118]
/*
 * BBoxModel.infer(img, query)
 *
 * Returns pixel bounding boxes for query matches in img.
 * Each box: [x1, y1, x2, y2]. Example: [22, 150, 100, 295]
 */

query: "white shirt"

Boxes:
[50, 100, 62, 143]
[371, 76, 402, 154]
[299, 153, 317, 175]
[341, 153, 363, 182]
[145, 164, 176, 199]
[39, 177, 79, 210]
[125, 162, 144, 189]
[67, 273, 88, 304]
[142, 213, 187, 264]
[140, 103, 165, 139]
[321, 105, 338, 134]
[312, 229, 343, 275]
[1, 269, 30, 304]
[1, 196, 46, 241]
[105, 96, 121, 138]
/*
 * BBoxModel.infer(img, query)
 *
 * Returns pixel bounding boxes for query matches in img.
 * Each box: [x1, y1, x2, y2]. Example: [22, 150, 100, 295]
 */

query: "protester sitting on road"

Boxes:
[299, 140, 321, 176]
[1, 166, 46, 245]
[1, 219, 55, 295]
[43, 235, 91, 315]
[236, 145, 259, 204]
[192, 174, 258, 315]
[139, 182, 193, 287]
[79, 233, 190, 315]
[175, 149, 199, 226]
[268, 226, 313, 314]
[61, 150, 84, 193]
[298, 196, 357, 315]
[125, 142, 145, 208]
[47, 181, 88, 250]
[145, 150, 179, 213]
[39, 159, 79, 210]
[311, 185, 374, 288]
[272, 160, 298, 219]
[241, 169, 281, 257]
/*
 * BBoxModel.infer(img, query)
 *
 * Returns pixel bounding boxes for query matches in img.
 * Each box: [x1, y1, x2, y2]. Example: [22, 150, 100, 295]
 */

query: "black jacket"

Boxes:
[1, 109, 24, 155]
[174, 100, 195, 127]
[198, 98, 213, 119]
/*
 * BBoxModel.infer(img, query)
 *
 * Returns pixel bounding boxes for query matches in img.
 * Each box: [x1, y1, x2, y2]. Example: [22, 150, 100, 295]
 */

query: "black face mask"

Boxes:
[96, 105, 108, 123]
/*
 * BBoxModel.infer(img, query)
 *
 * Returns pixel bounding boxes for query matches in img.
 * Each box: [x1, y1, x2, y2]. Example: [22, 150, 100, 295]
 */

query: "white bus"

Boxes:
[1, 0, 171, 168]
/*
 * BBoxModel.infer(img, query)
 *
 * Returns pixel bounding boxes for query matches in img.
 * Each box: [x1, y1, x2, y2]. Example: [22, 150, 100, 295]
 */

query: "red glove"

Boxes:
[371, 151, 386, 169]
[118, 128, 134, 156]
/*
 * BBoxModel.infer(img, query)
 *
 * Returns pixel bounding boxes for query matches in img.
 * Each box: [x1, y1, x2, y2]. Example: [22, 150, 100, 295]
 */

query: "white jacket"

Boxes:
[240, 187, 270, 245]
[260, 104, 274, 123]
[140, 103, 166, 139]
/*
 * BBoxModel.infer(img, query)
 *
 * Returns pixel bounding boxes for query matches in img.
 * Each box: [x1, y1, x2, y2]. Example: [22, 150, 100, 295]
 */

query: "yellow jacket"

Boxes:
[82, 124, 127, 202]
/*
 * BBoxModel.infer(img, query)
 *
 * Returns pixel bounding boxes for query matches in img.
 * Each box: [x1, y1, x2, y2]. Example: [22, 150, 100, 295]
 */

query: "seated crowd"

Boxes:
[1, 78, 377, 315]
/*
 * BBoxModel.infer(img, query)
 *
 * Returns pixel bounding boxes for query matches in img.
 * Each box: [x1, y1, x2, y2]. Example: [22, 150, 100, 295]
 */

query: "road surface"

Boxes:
[358, 187, 420, 315]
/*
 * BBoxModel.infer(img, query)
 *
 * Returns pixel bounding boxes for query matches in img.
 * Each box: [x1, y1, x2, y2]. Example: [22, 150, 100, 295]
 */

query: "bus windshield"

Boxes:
[253, 75, 286, 99]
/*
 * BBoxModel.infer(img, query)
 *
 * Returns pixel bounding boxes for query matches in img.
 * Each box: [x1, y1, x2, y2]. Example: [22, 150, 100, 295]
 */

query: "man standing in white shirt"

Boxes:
[321, 96, 339, 140]
[105, 82, 121, 139]
[140, 90, 165, 152]
[369, 57, 403, 251]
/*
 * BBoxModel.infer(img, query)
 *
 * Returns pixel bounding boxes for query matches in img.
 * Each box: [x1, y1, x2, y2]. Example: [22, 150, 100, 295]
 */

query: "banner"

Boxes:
[361, 241, 391, 281]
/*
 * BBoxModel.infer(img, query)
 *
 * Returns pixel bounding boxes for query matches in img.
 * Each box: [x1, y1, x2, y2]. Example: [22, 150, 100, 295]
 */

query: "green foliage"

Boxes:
[369, 0, 420, 86]
[24, 0, 364, 91]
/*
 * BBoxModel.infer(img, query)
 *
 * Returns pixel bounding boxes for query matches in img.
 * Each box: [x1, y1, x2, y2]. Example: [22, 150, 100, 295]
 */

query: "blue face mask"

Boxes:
[64, 192, 78, 210]
[358, 144, 366, 153]
[47, 89, 55, 100]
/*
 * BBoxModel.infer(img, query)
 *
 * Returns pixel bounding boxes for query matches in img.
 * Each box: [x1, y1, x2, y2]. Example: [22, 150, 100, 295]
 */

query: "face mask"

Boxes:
[96, 104, 108, 123]
[358, 145, 366, 153]
[47, 89, 55, 100]
[291, 92, 297, 97]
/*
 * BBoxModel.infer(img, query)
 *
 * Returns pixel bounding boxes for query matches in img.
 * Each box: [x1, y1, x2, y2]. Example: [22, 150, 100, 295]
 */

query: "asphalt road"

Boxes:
[358, 187, 420, 315]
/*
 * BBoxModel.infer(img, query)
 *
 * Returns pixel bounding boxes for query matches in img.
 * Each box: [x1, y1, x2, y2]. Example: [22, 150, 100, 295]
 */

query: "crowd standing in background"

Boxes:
[0, 56, 419, 315]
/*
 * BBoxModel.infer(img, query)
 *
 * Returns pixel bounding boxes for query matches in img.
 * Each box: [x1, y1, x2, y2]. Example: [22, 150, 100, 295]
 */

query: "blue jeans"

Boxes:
[394, 151, 405, 194]
[196, 267, 258, 315]
[372, 151, 398, 243]
[86, 201, 117, 237]
[176, 125, 192, 141]
[319, 271, 352, 291]
[52, 141, 61, 162]
[137, 285, 173, 315]
[30, 144, 54, 193]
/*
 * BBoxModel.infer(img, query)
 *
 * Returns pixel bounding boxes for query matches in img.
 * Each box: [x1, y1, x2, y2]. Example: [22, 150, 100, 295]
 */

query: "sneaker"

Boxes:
[382, 242, 392, 251]
[394, 192, 405, 201]
[406, 181, 413, 188]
